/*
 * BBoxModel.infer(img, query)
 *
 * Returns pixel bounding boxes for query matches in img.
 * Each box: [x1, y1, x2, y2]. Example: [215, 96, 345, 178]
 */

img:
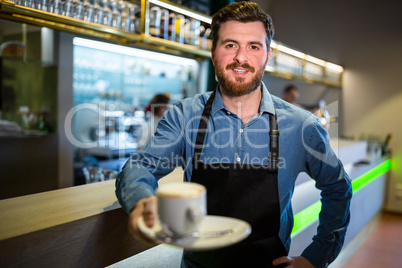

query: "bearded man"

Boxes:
[116, 2, 352, 268]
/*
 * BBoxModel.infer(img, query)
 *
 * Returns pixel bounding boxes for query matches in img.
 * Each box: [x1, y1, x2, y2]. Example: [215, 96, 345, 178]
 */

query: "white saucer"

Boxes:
[138, 215, 251, 251]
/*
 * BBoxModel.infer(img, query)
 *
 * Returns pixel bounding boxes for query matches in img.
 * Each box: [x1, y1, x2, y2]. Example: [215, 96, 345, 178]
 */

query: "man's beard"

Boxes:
[214, 62, 266, 97]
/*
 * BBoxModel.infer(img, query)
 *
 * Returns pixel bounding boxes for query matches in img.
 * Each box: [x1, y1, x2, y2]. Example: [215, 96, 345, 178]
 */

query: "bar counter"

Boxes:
[0, 139, 390, 267]
[0, 168, 184, 267]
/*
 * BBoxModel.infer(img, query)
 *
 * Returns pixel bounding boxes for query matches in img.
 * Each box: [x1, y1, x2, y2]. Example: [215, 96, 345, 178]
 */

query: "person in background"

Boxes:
[282, 84, 303, 108]
[283, 85, 330, 130]
[136, 93, 170, 150]
[116, 2, 352, 268]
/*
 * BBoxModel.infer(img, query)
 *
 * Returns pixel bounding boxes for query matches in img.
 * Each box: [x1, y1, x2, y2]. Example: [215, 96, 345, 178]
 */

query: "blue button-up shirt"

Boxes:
[116, 83, 352, 268]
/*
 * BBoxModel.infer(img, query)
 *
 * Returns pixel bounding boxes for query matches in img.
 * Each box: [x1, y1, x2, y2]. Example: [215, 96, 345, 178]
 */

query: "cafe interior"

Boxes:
[0, 0, 401, 267]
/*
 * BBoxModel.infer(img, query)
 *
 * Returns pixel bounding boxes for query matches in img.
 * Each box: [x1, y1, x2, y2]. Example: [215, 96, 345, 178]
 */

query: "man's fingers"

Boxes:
[127, 196, 158, 245]
[143, 196, 158, 227]
[128, 207, 143, 238]
[272, 256, 315, 268]
[143, 213, 156, 227]
[272, 256, 293, 266]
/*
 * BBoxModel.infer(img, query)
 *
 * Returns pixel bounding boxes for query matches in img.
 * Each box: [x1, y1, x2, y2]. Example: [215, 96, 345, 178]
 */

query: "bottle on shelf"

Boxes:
[168, 13, 177, 42]
[91, 0, 103, 24]
[80, 0, 92, 22]
[149, 6, 161, 37]
[160, 9, 169, 40]
[175, 14, 185, 44]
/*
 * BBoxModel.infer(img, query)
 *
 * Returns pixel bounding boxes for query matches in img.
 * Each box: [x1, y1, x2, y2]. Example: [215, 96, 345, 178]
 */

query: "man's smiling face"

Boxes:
[211, 20, 271, 97]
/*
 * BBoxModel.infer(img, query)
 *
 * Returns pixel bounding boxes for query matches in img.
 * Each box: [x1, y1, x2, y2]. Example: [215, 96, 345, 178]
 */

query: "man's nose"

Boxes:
[233, 47, 248, 63]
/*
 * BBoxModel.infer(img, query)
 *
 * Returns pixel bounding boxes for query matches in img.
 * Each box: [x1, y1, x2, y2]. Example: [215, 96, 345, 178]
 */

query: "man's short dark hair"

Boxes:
[211, 1, 275, 50]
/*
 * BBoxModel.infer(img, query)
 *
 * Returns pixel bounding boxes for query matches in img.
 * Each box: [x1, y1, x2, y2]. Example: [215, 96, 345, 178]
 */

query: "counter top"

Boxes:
[330, 138, 368, 166]
[0, 168, 184, 241]
[0, 179, 118, 241]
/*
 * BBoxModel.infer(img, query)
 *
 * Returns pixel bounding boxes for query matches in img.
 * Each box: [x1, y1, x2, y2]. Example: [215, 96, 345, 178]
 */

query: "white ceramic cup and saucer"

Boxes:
[156, 182, 207, 237]
[138, 182, 252, 251]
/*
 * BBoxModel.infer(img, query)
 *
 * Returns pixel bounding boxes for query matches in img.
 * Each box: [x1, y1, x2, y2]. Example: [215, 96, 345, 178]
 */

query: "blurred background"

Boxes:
[0, 0, 400, 209]
[0, 0, 401, 267]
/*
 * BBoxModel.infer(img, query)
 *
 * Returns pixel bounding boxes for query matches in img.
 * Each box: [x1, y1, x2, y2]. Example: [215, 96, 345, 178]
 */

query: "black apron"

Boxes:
[182, 90, 288, 268]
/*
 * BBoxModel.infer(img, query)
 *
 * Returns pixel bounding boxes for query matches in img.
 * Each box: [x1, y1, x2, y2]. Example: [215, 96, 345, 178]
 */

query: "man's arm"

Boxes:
[115, 103, 186, 213]
[300, 119, 353, 268]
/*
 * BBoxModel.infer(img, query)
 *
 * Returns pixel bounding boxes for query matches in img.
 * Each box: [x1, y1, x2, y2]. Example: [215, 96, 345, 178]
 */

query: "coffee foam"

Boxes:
[156, 182, 205, 198]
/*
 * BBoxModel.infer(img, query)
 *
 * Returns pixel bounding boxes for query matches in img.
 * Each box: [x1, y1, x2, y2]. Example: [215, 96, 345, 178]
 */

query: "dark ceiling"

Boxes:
[255, 0, 402, 66]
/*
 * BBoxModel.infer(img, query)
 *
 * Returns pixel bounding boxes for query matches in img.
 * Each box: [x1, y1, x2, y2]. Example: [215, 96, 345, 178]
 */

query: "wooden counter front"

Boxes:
[0, 168, 184, 268]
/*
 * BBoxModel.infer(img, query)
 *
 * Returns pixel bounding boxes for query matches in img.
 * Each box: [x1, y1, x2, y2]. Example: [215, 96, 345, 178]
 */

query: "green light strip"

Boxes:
[351, 159, 392, 193]
[292, 201, 321, 237]
[291, 159, 391, 237]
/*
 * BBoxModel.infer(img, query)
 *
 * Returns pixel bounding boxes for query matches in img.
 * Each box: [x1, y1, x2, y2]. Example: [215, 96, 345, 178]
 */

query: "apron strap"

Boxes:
[194, 90, 216, 162]
[268, 113, 279, 171]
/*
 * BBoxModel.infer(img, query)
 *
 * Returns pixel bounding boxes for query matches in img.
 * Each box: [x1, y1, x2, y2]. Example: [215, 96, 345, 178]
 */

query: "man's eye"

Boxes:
[250, 45, 259, 50]
[226, 44, 236, 48]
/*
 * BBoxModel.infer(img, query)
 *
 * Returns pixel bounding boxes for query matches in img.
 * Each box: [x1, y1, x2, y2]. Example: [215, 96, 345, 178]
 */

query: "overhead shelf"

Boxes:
[0, 0, 343, 87]
[0, 0, 142, 43]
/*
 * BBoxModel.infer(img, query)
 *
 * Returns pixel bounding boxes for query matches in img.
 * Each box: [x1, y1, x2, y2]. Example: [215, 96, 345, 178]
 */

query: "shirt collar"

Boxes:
[211, 82, 276, 115]
[211, 85, 226, 115]
[260, 82, 276, 115]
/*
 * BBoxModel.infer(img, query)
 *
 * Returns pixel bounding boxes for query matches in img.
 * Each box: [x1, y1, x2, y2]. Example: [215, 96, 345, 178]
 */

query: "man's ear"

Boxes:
[265, 48, 272, 66]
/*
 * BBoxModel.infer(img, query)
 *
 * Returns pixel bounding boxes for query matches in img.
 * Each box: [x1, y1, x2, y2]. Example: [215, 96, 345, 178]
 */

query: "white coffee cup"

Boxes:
[156, 182, 207, 237]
